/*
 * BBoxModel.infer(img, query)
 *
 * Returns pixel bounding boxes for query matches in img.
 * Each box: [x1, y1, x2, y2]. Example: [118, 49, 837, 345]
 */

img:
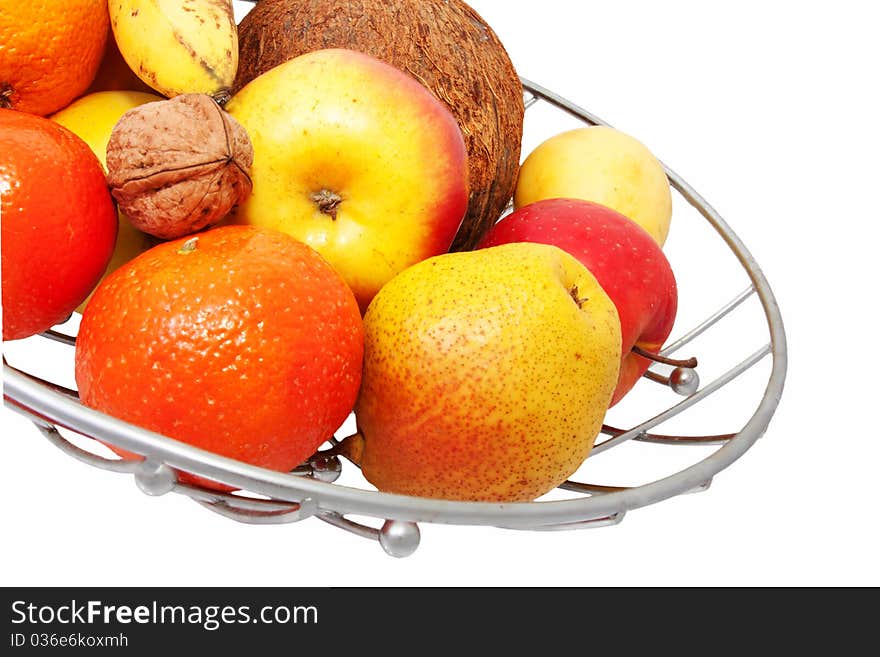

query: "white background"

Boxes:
[2, 0, 877, 586]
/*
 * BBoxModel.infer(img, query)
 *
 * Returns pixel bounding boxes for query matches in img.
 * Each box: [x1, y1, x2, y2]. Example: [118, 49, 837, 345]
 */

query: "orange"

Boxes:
[0, 0, 110, 116]
[74, 225, 365, 489]
[1, 108, 117, 340]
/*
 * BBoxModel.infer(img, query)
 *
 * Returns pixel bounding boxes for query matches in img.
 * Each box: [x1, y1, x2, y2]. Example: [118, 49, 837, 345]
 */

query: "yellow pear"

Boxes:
[352, 243, 622, 502]
[51, 90, 162, 311]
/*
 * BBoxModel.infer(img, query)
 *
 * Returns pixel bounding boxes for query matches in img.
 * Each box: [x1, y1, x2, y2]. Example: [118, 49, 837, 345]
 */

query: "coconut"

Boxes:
[234, 0, 524, 252]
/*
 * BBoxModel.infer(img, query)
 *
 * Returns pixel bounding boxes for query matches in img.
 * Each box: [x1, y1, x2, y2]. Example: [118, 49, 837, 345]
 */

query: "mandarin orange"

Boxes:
[0, 0, 110, 115]
[1, 108, 117, 340]
[74, 225, 365, 489]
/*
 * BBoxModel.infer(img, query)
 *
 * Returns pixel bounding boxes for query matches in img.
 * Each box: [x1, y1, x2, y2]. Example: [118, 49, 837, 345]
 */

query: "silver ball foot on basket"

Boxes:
[290, 453, 342, 483]
[379, 520, 421, 558]
[670, 367, 700, 396]
[308, 454, 342, 483]
[316, 513, 421, 557]
[135, 460, 177, 496]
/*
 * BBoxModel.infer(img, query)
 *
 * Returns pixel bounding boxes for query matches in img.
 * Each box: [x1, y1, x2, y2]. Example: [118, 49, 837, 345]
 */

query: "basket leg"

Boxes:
[134, 460, 177, 496]
[316, 513, 421, 558]
[379, 520, 421, 558]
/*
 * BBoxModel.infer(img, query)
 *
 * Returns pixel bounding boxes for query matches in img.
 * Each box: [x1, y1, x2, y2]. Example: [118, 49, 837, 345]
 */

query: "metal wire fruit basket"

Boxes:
[1, 77, 787, 558]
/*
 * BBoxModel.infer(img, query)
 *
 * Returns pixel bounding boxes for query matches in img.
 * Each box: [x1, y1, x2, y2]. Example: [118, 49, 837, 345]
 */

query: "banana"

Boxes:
[109, 0, 238, 101]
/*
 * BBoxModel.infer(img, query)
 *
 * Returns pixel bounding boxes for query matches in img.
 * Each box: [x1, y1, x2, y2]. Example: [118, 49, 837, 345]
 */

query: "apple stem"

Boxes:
[643, 370, 670, 385]
[631, 345, 698, 369]
[310, 189, 343, 221]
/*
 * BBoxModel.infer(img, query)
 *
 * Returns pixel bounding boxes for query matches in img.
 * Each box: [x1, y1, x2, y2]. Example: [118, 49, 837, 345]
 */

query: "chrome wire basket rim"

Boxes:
[2, 78, 787, 541]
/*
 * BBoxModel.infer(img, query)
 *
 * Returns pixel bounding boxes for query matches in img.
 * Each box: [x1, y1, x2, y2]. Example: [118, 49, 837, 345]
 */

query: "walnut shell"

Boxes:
[106, 94, 253, 240]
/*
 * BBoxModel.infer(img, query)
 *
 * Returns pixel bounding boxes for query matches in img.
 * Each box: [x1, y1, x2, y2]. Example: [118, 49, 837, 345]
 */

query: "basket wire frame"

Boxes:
[2, 79, 787, 558]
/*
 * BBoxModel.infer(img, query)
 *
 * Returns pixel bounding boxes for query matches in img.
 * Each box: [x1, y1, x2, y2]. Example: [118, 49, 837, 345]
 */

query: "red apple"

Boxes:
[478, 198, 677, 405]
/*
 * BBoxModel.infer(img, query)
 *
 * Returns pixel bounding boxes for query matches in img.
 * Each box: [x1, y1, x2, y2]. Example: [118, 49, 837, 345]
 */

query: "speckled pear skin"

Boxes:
[355, 243, 622, 502]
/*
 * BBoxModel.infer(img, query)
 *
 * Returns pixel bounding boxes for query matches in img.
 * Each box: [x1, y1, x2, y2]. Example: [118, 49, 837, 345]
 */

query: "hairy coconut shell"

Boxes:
[234, 0, 524, 252]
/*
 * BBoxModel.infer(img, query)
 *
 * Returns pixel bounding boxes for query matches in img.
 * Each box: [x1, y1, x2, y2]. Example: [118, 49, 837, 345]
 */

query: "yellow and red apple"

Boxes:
[226, 48, 469, 312]
[514, 126, 673, 246]
[478, 198, 678, 405]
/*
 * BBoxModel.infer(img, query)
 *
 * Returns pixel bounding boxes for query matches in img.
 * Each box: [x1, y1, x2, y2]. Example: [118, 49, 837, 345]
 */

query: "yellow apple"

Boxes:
[225, 48, 469, 312]
[51, 90, 163, 311]
[514, 126, 673, 246]
[352, 242, 622, 502]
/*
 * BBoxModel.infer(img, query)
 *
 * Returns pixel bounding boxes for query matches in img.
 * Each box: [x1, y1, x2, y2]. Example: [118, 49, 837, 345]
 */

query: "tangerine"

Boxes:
[74, 225, 364, 489]
[0, 0, 110, 116]
[1, 108, 117, 340]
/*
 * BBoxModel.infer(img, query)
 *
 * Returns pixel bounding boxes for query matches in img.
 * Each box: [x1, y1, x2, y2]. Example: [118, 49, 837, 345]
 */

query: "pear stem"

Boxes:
[327, 433, 364, 467]
[642, 370, 670, 385]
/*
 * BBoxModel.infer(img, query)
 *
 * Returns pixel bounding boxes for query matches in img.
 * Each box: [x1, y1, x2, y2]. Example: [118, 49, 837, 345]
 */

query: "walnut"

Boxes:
[106, 93, 253, 240]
